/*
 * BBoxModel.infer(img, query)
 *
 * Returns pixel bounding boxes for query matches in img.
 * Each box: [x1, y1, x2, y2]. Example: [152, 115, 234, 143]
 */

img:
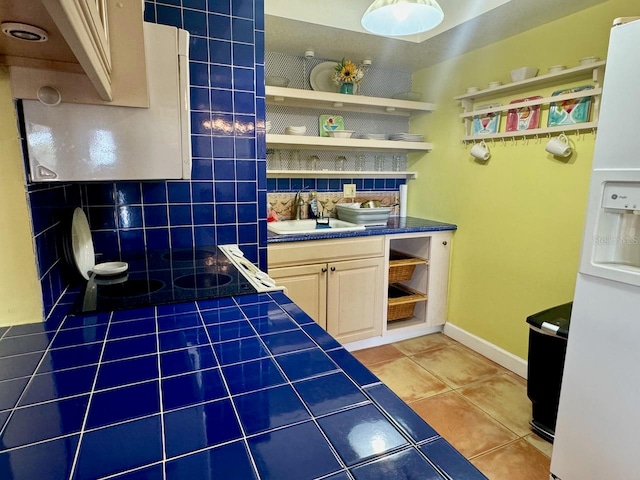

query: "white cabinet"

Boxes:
[10, 0, 149, 107]
[454, 61, 606, 142]
[326, 257, 384, 343]
[268, 230, 454, 348]
[268, 237, 385, 343]
[385, 231, 452, 332]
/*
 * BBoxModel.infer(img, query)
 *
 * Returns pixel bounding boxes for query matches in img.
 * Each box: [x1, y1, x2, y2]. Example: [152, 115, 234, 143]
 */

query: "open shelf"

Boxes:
[454, 61, 606, 101]
[456, 60, 605, 142]
[266, 134, 432, 152]
[462, 121, 599, 142]
[459, 88, 602, 119]
[266, 86, 435, 116]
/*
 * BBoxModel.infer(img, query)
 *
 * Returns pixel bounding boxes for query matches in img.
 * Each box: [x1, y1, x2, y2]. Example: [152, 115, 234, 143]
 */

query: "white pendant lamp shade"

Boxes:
[361, 0, 444, 36]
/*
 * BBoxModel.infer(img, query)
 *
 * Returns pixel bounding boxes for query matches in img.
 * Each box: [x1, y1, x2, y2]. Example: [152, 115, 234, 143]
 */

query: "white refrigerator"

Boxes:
[551, 17, 640, 480]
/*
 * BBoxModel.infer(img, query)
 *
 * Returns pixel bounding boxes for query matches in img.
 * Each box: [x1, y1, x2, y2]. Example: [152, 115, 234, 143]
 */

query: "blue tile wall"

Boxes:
[26, 183, 83, 320]
[25, 0, 267, 320]
[266, 177, 406, 193]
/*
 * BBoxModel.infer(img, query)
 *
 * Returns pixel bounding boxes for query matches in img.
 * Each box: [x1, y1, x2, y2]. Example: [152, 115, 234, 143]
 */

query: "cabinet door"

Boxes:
[268, 264, 327, 329]
[326, 257, 384, 343]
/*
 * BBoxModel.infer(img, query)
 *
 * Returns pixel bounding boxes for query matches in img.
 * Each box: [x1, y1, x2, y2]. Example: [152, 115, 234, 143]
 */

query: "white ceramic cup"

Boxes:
[579, 56, 599, 66]
[470, 141, 491, 160]
[545, 134, 572, 157]
[548, 65, 566, 74]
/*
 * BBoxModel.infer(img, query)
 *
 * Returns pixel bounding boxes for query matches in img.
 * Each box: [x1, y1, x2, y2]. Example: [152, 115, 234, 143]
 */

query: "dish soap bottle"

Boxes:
[308, 191, 319, 219]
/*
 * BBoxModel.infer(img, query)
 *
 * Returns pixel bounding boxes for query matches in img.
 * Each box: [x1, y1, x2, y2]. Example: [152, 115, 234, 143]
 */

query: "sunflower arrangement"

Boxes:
[332, 58, 365, 85]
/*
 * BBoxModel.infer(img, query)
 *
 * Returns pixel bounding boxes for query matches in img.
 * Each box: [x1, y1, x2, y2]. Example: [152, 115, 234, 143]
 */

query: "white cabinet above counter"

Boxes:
[6, 0, 149, 107]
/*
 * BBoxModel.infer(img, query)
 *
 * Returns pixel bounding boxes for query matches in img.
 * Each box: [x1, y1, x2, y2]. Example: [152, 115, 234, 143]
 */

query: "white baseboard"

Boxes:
[343, 325, 443, 352]
[443, 323, 528, 379]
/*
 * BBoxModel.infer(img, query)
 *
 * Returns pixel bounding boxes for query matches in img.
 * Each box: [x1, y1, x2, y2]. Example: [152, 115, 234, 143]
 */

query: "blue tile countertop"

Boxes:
[267, 216, 457, 244]
[0, 292, 485, 480]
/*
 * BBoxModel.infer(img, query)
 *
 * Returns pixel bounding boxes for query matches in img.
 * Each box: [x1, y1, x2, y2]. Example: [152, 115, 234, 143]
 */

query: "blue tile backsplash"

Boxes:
[25, 0, 267, 320]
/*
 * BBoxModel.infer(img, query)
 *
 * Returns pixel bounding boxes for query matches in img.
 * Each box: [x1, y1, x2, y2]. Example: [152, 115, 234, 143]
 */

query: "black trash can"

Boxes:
[526, 302, 572, 442]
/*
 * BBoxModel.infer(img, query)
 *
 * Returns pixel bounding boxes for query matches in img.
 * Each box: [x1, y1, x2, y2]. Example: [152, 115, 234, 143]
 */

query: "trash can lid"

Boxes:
[526, 302, 572, 339]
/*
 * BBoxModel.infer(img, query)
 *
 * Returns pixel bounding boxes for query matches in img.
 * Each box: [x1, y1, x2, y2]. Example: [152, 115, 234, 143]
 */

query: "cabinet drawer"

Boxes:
[268, 236, 384, 268]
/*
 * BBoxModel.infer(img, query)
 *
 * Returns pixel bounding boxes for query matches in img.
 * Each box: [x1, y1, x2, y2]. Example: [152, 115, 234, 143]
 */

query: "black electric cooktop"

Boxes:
[74, 247, 257, 314]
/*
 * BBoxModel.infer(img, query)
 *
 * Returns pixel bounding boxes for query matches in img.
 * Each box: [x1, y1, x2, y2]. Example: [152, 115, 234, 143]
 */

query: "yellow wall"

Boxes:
[411, 0, 638, 359]
[0, 67, 43, 326]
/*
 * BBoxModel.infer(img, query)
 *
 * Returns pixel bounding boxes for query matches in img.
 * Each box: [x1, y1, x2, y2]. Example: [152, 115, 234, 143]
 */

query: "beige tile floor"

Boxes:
[352, 333, 552, 480]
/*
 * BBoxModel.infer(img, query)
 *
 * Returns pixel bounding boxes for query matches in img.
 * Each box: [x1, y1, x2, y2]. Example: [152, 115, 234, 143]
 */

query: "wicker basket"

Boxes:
[388, 250, 427, 283]
[387, 284, 427, 322]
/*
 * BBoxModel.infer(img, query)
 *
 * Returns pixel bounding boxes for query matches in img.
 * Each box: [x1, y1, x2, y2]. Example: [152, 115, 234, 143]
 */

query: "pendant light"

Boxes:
[361, 0, 444, 36]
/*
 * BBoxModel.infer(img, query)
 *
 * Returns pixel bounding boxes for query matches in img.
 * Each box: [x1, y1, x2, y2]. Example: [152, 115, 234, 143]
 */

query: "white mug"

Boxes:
[470, 141, 491, 160]
[545, 134, 572, 157]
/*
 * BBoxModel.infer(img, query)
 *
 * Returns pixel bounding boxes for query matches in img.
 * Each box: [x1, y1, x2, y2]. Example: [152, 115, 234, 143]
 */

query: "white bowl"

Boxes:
[266, 76, 290, 87]
[327, 130, 354, 138]
[548, 65, 566, 74]
[510, 66, 538, 82]
[579, 56, 600, 66]
[466, 86, 479, 94]
[488, 81, 503, 89]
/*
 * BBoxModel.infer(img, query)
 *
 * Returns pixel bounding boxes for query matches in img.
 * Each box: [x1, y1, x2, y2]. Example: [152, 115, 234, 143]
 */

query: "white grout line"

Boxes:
[228, 296, 351, 475]
[193, 300, 262, 479]
[154, 306, 168, 480]
[0, 317, 72, 438]
[68, 311, 115, 479]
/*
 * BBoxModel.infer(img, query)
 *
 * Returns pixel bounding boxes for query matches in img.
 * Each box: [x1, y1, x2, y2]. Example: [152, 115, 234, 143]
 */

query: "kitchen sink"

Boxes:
[267, 219, 366, 235]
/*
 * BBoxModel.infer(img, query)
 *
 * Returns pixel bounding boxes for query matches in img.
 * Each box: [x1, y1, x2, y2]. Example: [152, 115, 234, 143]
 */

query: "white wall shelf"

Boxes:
[266, 170, 418, 179]
[456, 60, 606, 143]
[266, 86, 435, 116]
[459, 88, 602, 119]
[454, 61, 606, 102]
[462, 121, 598, 142]
[266, 134, 432, 153]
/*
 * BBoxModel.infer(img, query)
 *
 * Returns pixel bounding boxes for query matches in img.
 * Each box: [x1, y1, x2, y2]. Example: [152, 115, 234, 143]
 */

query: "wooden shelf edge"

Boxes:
[462, 121, 598, 142]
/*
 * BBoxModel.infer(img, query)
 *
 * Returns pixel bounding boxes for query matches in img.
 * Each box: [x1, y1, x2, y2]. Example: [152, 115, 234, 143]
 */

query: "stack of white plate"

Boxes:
[265, 121, 272, 133]
[359, 133, 387, 140]
[285, 126, 307, 135]
[389, 133, 424, 142]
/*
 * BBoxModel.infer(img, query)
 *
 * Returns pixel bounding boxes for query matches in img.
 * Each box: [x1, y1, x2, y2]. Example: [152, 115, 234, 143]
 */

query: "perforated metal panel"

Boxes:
[266, 52, 413, 98]
[266, 52, 414, 136]
[266, 52, 412, 177]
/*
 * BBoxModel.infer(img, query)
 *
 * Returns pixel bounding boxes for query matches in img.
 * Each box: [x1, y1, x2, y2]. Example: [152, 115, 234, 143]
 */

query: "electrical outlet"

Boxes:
[343, 183, 356, 198]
